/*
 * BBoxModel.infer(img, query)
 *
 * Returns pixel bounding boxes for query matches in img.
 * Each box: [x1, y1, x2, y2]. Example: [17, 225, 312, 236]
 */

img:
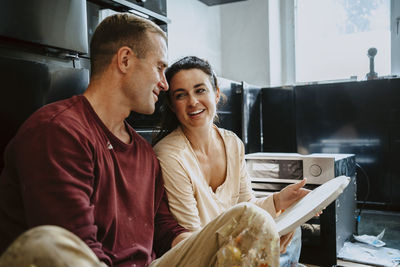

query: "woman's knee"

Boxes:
[216, 203, 280, 267]
[222, 202, 278, 237]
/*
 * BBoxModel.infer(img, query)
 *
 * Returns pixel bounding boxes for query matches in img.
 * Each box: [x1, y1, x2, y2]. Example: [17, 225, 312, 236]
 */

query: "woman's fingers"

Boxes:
[292, 178, 307, 189]
[280, 231, 294, 253]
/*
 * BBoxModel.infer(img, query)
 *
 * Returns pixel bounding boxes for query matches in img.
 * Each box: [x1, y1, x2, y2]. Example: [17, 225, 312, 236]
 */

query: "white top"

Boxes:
[154, 126, 277, 232]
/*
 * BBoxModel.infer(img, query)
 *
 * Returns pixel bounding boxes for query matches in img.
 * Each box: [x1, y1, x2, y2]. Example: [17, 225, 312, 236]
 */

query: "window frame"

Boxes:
[280, 0, 399, 85]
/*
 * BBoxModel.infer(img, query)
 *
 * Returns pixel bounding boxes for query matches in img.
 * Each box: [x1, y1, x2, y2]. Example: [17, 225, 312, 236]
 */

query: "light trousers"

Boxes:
[0, 203, 280, 267]
[279, 227, 302, 267]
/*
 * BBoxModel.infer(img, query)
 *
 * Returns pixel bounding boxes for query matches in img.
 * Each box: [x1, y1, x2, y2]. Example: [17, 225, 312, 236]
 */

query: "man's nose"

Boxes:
[158, 72, 169, 91]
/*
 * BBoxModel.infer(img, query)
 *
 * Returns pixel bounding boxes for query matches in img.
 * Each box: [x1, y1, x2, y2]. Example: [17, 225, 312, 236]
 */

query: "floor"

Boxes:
[301, 209, 400, 267]
[356, 209, 400, 249]
[307, 261, 375, 267]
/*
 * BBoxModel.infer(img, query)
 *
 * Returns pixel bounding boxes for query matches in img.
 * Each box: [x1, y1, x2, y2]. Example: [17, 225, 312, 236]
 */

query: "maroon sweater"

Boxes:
[0, 95, 187, 266]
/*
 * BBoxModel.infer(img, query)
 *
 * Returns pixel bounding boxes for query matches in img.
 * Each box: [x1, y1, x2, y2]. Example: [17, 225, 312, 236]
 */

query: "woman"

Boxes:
[153, 56, 307, 265]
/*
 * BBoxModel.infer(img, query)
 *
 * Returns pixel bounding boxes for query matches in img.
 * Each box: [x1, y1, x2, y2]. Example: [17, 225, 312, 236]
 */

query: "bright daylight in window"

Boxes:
[295, 0, 390, 83]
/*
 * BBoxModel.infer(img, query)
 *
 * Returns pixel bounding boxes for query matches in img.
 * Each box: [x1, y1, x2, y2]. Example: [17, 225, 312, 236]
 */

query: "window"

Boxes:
[295, 0, 391, 83]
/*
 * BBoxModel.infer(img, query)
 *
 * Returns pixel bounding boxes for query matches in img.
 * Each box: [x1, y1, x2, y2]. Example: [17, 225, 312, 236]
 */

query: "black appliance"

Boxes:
[214, 77, 263, 154]
[241, 82, 263, 153]
[215, 78, 243, 138]
[0, 0, 170, 169]
[214, 78, 264, 153]
[262, 86, 297, 152]
[259, 79, 400, 210]
[295, 78, 400, 210]
[0, 0, 90, 171]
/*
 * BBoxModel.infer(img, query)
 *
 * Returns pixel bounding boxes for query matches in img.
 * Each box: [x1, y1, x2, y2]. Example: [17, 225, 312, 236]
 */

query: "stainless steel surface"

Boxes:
[0, 0, 88, 54]
[88, 0, 169, 24]
[241, 82, 263, 153]
[246, 152, 355, 185]
[110, 0, 169, 22]
[198, 0, 248, 6]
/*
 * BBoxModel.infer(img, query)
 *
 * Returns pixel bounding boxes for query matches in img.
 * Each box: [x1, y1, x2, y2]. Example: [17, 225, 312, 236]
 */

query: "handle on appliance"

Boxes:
[59, 52, 79, 60]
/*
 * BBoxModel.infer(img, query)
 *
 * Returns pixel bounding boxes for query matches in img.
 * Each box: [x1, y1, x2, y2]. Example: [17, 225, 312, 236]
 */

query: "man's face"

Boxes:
[123, 32, 168, 115]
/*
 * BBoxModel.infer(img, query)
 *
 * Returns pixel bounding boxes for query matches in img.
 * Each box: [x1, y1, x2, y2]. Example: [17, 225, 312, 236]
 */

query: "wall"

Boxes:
[220, 0, 270, 86]
[167, 0, 272, 86]
[166, 0, 222, 74]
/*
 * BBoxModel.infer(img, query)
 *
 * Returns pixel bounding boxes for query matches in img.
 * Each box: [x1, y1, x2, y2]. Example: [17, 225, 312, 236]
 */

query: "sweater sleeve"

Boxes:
[237, 138, 256, 203]
[153, 164, 188, 257]
[156, 151, 203, 232]
[14, 121, 112, 265]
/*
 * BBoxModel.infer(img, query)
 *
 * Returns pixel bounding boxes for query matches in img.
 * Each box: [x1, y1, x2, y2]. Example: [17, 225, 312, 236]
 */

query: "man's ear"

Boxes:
[116, 46, 133, 74]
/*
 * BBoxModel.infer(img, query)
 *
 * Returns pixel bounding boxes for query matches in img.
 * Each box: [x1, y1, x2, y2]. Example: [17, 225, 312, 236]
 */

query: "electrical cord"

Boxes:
[355, 162, 370, 235]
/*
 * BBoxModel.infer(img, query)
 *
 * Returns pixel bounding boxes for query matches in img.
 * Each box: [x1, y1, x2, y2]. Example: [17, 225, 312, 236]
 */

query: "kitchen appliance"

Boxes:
[245, 152, 357, 267]
[215, 77, 243, 139]
[0, 0, 170, 169]
[241, 82, 263, 153]
[294, 78, 400, 209]
[0, 0, 90, 171]
[246, 152, 355, 185]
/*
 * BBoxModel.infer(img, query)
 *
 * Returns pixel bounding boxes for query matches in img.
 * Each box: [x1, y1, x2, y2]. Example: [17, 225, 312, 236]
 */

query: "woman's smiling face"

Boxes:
[169, 68, 220, 131]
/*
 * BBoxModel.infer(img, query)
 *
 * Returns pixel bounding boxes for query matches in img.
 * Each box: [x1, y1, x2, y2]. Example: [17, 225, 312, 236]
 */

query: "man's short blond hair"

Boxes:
[89, 13, 166, 77]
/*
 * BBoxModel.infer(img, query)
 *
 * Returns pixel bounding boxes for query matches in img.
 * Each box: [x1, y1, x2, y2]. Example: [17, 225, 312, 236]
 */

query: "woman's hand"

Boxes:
[273, 179, 310, 212]
[280, 231, 294, 253]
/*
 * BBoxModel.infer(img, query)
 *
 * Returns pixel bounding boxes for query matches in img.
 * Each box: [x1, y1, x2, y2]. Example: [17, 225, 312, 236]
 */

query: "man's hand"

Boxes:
[280, 231, 294, 254]
[171, 232, 192, 247]
[273, 179, 310, 212]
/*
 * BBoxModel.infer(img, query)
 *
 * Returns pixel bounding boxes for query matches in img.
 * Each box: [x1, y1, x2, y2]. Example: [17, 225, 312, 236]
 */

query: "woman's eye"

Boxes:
[197, 88, 206, 93]
[175, 93, 185, 99]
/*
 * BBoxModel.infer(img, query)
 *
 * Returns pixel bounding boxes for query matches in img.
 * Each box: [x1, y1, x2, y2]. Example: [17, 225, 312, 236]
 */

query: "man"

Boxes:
[0, 13, 291, 267]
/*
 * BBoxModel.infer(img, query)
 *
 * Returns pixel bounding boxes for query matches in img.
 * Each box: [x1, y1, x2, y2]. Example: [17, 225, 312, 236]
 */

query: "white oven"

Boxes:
[245, 152, 355, 185]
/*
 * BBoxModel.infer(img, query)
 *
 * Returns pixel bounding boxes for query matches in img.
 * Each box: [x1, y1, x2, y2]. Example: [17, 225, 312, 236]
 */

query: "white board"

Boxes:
[275, 175, 350, 236]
